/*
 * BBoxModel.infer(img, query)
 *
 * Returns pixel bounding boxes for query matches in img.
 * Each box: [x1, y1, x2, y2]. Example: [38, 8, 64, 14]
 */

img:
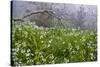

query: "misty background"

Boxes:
[12, 1, 97, 30]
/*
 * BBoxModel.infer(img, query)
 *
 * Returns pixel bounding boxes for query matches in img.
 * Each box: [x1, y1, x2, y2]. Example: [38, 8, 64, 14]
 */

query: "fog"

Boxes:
[12, 1, 97, 30]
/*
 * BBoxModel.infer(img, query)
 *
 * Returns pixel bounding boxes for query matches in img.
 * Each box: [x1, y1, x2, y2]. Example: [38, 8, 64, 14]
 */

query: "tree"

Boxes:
[76, 5, 86, 29]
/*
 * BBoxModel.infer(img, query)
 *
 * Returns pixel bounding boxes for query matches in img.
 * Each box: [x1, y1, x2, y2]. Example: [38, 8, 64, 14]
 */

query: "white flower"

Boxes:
[12, 49, 16, 51]
[64, 58, 69, 63]
[31, 54, 34, 56]
[52, 60, 55, 64]
[63, 29, 66, 31]
[89, 41, 93, 43]
[21, 49, 25, 53]
[87, 43, 91, 48]
[39, 26, 44, 30]
[40, 35, 43, 39]
[15, 62, 19, 65]
[41, 41, 44, 43]
[17, 43, 21, 48]
[80, 30, 83, 33]
[63, 49, 66, 52]
[19, 28, 22, 31]
[80, 39, 82, 41]
[72, 29, 76, 32]
[34, 25, 39, 29]
[27, 49, 31, 53]
[82, 38, 86, 42]
[69, 33, 73, 36]
[62, 41, 65, 44]
[13, 52, 16, 55]
[23, 44, 26, 47]
[51, 54, 54, 59]
[16, 48, 19, 52]
[48, 39, 53, 43]
[26, 53, 30, 57]
[82, 36, 85, 39]
[42, 58, 46, 62]
[41, 31, 46, 37]
[74, 33, 79, 36]
[15, 42, 19, 46]
[76, 46, 79, 50]
[24, 31, 28, 35]
[47, 44, 50, 47]
[72, 50, 76, 54]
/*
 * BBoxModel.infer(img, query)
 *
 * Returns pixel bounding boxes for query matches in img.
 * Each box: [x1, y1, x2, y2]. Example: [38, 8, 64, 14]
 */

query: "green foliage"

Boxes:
[11, 21, 97, 66]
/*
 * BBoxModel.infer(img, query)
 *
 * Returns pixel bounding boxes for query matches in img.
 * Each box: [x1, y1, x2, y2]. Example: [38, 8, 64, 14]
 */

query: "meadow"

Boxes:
[11, 21, 97, 66]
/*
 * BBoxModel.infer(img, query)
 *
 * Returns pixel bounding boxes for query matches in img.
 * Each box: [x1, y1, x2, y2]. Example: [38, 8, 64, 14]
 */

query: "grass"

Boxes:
[11, 21, 97, 66]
